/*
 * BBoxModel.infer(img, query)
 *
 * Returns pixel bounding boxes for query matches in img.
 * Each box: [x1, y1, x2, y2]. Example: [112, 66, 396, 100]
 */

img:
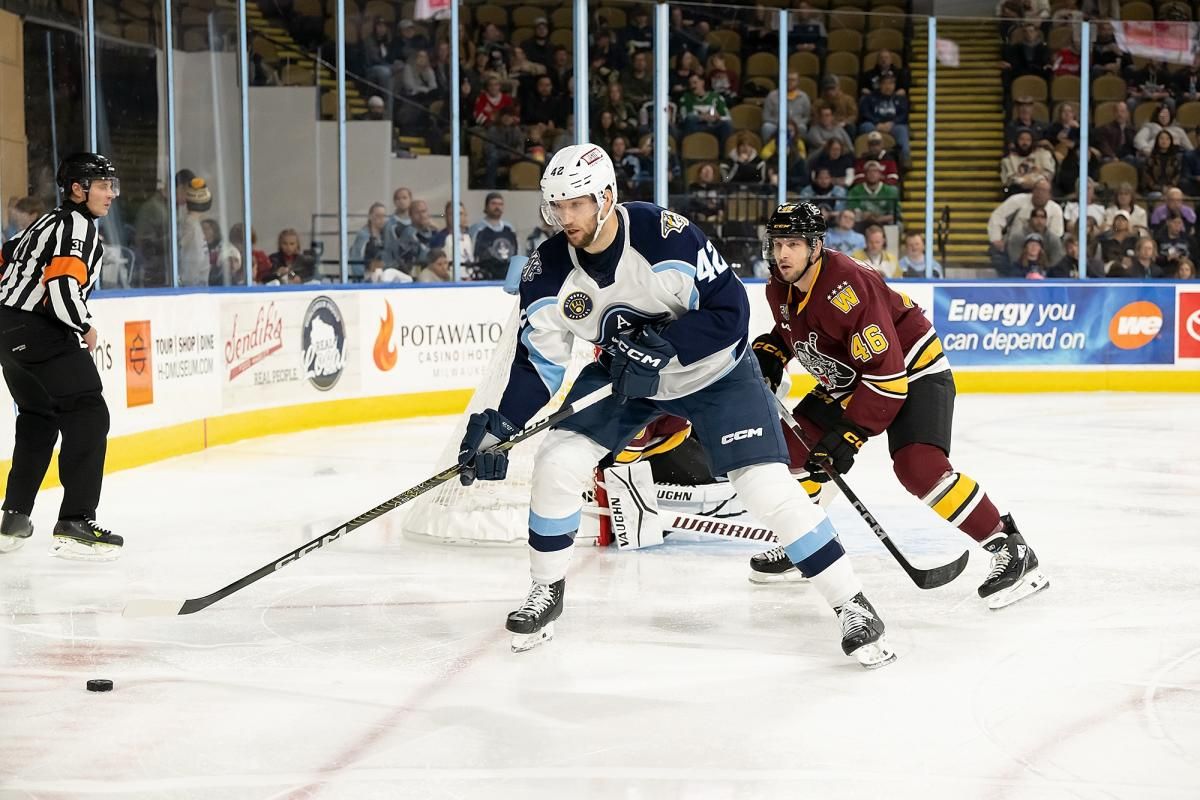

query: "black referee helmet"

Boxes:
[57, 152, 121, 197]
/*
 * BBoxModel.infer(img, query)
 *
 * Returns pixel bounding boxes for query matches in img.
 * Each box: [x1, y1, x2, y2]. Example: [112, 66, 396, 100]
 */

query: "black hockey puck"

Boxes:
[86, 679, 113, 692]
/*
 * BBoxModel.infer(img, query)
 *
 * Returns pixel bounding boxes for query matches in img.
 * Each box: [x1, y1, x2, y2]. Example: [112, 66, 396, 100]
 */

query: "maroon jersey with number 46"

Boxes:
[763, 247, 949, 436]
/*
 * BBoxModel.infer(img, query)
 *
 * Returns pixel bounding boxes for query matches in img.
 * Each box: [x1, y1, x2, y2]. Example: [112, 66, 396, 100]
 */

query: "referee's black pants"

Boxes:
[0, 307, 109, 520]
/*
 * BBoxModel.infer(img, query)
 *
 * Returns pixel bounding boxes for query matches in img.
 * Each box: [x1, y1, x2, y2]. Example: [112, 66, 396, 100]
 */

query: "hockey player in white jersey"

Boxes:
[457, 143, 895, 668]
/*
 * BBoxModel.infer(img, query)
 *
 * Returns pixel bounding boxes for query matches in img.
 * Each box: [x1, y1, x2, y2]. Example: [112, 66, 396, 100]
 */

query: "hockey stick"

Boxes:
[772, 395, 969, 590]
[123, 383, 614, 618]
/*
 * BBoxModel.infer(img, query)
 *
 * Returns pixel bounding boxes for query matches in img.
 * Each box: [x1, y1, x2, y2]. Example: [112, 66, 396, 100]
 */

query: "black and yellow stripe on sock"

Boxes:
[922, 472, 983, 527]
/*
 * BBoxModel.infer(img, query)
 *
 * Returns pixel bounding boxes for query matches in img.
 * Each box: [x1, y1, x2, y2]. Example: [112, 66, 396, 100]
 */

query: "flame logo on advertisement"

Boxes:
[374, 300, 397, 371]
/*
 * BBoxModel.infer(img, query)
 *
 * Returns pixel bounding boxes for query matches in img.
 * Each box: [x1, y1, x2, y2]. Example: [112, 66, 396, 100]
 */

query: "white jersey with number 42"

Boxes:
[497, 202, 754, 427]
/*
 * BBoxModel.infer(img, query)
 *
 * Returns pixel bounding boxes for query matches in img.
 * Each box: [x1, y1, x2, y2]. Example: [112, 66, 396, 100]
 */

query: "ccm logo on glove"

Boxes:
[615, 338, 666, 368]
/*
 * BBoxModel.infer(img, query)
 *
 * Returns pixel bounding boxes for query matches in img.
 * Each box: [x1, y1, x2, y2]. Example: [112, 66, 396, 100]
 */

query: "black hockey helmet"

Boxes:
[762, 202, 825, 271]
[57, 152, 120, 197]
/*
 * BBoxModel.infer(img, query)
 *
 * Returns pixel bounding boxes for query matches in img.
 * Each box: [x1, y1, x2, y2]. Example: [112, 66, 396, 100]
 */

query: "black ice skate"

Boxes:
[0, 510, 33, 554]
[748, 545, 809, 584]
[506, 579, 565, 652]
[978, 514, 1049, 610]
[834, 592, 896, 669]
[50, 519, 123, 562]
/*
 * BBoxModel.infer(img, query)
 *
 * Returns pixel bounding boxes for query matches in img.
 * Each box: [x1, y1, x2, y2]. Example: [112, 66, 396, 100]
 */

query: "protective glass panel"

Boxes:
[169, 0, 245, 287]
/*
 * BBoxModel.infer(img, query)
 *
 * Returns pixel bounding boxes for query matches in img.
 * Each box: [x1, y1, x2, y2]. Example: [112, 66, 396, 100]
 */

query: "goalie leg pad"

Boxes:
[600, 462, 664, 550]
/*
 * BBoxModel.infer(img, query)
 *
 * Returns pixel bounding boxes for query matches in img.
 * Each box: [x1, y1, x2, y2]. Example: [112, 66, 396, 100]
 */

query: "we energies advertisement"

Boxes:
[934, 284, 1176, 366]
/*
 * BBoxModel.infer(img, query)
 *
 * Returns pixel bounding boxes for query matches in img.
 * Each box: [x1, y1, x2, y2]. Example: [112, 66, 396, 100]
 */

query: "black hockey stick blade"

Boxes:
[123, 383, 614, 618]
[771, 394, 969, 590]
[840, 485, 970, 590]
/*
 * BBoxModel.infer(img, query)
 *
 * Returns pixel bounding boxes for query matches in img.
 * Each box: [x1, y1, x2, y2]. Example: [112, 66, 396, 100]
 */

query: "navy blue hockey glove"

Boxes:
[751, 332, 790, 392]
[805, 421, 868, 478]
[609, 328, 676, 404]
[457, 408, 518, 486]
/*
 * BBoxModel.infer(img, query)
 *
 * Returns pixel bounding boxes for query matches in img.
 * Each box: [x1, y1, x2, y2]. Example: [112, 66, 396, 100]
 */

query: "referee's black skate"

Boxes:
[50, 519, 123, 562]
[748, 545, 809, 584]
[834, 591, 896, 669]
[978, 514, 1048, 610]
[506, 579, 564, 652]
[0, 510, 33, 553]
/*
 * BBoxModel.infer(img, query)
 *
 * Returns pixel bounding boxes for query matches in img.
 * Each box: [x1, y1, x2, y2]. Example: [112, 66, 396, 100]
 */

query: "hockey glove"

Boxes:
[751, 332, 791, 392]
[804, 421, 869, 478]
[457, 408, 518, 486]
[609, 328, 676, 404]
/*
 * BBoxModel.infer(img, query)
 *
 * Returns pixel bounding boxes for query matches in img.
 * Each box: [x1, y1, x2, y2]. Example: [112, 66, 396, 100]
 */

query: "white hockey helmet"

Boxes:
[540, 143, 618, 240]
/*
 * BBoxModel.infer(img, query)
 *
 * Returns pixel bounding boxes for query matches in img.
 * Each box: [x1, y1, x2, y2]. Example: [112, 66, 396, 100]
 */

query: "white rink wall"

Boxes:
[0, 280, 1195, 478]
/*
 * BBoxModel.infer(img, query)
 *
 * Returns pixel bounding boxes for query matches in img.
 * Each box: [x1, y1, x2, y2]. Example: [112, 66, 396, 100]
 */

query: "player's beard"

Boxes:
[565, 217, 599, 248]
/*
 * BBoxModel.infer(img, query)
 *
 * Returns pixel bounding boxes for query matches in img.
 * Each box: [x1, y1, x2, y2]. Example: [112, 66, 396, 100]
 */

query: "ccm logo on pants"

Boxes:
[721, 427, 763, 445]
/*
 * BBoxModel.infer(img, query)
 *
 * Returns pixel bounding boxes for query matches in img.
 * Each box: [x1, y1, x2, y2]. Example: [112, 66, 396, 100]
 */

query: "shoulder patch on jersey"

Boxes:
[563, 291, 594, 320]
[522, 250, 543, 282]
[779, 304, 790, 321]
[826, 281, 860, 314]
[70, 239, 85, 258]
[660, 210, 689, 238]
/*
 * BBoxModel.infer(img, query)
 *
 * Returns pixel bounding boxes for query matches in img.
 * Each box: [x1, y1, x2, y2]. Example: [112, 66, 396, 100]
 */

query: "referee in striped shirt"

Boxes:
[0, 152, 123, 560]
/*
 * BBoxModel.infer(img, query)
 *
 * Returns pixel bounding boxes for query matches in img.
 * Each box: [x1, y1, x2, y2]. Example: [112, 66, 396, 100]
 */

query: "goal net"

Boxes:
[399, 298, 599, 545]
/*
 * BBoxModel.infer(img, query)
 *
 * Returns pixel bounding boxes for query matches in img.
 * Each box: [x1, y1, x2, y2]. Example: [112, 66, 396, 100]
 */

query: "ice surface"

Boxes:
[1, 393, 1198, 799]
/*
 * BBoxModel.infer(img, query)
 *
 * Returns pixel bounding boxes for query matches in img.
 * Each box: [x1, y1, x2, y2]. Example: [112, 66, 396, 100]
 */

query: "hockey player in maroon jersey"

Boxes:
[749, 202, 1048, 609]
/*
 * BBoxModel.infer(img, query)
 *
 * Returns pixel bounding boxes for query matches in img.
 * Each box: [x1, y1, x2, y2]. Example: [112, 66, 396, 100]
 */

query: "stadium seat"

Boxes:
[1099, 160, 1138, 190]
[1176, 100, 1200, 128]
[1051, 74, 1081, 102]
[1092, 101, 1118, 127]
[868, 5, 906, 30]
[826, 51, 860, 79]
[1047, 25, 1075, 52]
[511, 6, 542, 27]
[509, 161, 542, 190]
[1120, 2, 1153, 20]
[865, 28, 903, 53]
[1012, 74, 1049, 102]
[551, 7, 573, 27]
[597, 6, 626, 28]
[746, 52, 780, 80]
[829, 10, 866, 31]
[730, 104, 764, 134]
[828, 29, 863, 55]
[797, 76, 819, 101]
[1091, 74, 1128, 102]
[706, 29, 742, 54]
[682, 132, 720, 162]
[475, 5, 508, 27]
[788, 51, 821, 77]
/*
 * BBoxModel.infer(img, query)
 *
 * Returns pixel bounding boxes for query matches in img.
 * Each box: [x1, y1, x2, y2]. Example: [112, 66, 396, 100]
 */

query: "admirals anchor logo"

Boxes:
[793, 331, 856, 391]
[522, 250, 543, 282]
[563, 291, 593, 320]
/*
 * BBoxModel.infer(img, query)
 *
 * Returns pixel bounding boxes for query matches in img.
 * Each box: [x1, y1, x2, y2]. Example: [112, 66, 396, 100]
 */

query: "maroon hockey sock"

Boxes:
[892, 443, 1002, 543]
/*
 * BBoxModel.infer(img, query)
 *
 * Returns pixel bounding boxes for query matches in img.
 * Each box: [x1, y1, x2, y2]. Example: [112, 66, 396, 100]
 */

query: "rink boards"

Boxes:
[0, 280, 1197, 484]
